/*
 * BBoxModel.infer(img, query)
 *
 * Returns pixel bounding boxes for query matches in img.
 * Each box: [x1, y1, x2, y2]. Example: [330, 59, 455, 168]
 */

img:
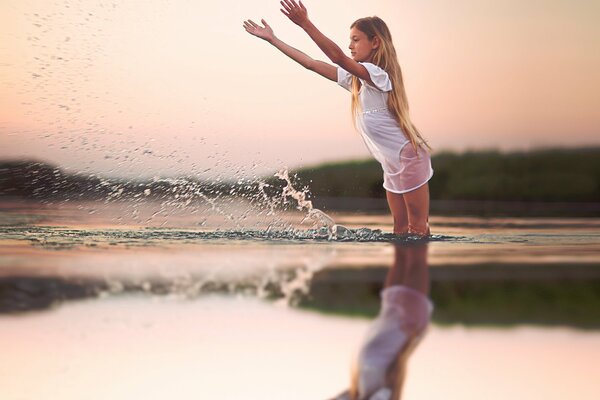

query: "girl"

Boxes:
[243, 0, 433, 236]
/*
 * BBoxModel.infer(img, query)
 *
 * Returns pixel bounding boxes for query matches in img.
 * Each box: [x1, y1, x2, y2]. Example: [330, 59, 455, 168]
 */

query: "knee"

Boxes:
[407, 206, 427, 224]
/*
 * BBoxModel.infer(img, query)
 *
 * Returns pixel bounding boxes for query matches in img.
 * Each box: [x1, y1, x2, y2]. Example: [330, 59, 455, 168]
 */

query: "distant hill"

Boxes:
[0, 160, 235, 201]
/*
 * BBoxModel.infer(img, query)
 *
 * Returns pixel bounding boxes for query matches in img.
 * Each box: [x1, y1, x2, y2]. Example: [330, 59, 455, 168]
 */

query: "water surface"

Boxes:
[1, 200, 599, 399]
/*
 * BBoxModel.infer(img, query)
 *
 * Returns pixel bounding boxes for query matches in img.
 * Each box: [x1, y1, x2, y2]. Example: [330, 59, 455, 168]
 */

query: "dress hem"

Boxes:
[383, 169, 434, 194]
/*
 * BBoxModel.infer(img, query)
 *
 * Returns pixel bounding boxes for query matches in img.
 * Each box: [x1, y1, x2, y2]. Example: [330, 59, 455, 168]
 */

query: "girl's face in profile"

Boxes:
[348, 27, 378, 62]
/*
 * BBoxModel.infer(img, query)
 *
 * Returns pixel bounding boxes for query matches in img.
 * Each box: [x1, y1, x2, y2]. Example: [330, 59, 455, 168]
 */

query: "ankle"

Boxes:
[408, 223, 430, 237]
[394, 226, 409, 235]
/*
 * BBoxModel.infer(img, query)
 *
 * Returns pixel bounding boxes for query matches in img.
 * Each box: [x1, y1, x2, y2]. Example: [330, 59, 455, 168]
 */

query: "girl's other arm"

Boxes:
[280, 0, 375, 86]
[243, 19, 336, 81]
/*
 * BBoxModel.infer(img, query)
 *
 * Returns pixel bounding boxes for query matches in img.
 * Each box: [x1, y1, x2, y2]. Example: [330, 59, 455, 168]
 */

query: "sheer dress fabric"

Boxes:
[337, 62, 433, 194]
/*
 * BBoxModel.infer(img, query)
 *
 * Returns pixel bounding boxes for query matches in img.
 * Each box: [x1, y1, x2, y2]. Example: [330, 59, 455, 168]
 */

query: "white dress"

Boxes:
[337, 62, 434, 194]
[332, 285, 433, 400]
[357, 285, 433, 400]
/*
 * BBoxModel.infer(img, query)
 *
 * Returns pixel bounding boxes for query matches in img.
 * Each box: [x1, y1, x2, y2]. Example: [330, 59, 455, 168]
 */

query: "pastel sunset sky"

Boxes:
[1, 0, 598, 179]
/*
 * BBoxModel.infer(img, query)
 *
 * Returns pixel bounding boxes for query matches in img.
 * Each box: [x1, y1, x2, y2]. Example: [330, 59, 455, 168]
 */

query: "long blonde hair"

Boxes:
[350, 17, 430, 152]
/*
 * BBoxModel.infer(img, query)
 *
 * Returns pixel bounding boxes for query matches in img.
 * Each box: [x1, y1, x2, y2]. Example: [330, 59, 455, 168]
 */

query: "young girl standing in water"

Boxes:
[244, 0, 433, 236]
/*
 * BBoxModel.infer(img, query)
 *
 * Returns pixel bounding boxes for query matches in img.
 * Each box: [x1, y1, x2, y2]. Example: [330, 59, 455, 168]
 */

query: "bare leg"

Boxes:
[386, 190, 409, 234]
[402, 183, 431, 236]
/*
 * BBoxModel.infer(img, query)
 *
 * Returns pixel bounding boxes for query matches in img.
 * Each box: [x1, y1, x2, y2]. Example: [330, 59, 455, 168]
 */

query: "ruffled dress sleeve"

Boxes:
[336, 67, 353, 91]
[359, 62, 392, 92]
[336, 62, 393, 92]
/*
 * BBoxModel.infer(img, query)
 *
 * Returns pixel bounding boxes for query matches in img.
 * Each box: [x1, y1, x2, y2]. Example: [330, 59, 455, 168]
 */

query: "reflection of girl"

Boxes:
[243, 1, 433, 236]
[333, 244, 432, 400]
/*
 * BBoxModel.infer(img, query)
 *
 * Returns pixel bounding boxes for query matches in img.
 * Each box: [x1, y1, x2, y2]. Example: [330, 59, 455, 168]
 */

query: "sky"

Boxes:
[1, 0, 599, 179]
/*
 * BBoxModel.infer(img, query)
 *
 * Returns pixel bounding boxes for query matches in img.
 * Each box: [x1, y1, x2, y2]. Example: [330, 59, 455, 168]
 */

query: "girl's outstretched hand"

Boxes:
[280, 0, 309, 28]
[243, 19, 275, 43]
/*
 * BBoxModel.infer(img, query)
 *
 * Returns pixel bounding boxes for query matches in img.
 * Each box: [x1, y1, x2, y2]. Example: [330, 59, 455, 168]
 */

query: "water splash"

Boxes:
[0, 263, 329, 313]
[4, 160, 344, 234]
[0, 240, 342, 312]
[274, 167, 336, 232]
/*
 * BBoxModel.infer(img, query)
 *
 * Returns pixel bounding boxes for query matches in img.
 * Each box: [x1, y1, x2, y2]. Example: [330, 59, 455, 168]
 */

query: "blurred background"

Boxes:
[1, 0, 599, 179]
[1, 2, 599, 399]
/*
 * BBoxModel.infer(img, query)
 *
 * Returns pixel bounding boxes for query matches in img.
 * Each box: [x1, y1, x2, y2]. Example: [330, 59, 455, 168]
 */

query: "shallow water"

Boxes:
[1, 200, 599, 399]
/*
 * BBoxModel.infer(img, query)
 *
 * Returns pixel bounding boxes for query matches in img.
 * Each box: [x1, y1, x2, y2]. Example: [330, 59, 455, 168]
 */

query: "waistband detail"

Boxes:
[362, 107, 389, 114]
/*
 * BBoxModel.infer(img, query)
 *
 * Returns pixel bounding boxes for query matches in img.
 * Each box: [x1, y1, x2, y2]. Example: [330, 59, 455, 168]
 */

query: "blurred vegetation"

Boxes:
[2, 267, 599, 329]
[431, 280, 600, 328]
[292, 147, 600, 202]
[0, 160, 251, 201]
[300, 266, 600, 330]
[2, 148, 599, 216]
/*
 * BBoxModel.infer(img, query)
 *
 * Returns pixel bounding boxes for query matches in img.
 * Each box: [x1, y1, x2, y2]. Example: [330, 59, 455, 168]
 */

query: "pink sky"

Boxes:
[1, 0, 599, 179]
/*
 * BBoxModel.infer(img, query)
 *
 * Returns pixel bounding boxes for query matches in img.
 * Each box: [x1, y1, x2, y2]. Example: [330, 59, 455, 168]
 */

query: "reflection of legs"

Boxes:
[405, 243, 429, 294]
[385, 244, 408, 287]
[385, 243, 429, 295]
[386, 190, 409, 234]
[402, 183, 431, 236]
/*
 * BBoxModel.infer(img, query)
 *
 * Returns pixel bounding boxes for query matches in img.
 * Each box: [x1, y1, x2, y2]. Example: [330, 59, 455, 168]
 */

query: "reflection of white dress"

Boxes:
[337, 63, 434, 194]
[357, 285, 433, 400]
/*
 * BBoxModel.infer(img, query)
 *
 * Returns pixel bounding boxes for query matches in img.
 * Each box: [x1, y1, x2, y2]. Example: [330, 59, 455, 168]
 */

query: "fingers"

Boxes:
[242, 19, 261, 35]
[280, 1, 291, 17]
[280, 0, 291, 12]
[261, 19, 270, 27]
[282, 0, 302, 14]
[280, 0, 306, 20]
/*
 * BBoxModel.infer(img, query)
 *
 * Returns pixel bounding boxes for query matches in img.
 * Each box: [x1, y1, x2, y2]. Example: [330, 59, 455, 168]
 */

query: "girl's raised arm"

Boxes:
[280, 0, 377, 87]
[243, 18, 337, 81]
